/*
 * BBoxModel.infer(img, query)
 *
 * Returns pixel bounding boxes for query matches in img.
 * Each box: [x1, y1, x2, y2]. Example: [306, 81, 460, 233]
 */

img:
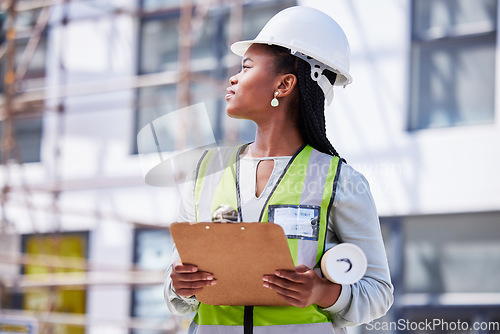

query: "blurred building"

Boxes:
[0, 0, 499, 334]
[317, 1, 500, 333]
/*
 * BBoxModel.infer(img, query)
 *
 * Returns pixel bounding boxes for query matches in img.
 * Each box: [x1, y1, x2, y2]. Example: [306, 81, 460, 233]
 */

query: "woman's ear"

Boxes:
[277, 73, 297, 97]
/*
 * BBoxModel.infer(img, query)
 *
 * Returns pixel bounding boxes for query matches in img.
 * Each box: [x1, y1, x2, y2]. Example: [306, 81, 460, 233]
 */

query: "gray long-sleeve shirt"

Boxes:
[164, 156, 393, 328]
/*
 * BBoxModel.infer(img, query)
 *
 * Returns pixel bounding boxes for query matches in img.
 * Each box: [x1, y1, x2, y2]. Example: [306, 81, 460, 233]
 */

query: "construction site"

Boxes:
[1, 0, 500, 333]
[0, 0, 293, 333]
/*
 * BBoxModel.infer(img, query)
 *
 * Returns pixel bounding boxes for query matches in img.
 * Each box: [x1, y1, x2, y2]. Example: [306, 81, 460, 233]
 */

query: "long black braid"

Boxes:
[265, 45, 342, 158]
[296, 60, 342, 157]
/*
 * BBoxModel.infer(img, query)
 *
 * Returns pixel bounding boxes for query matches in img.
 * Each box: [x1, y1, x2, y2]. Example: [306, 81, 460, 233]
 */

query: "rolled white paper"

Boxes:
[321, 243, 367, 285]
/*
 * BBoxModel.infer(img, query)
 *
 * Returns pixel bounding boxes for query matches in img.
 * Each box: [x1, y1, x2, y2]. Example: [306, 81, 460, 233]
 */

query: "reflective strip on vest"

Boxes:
[298, 147, 334, 268]
[259, 145, 340, 268]
[188, 321, 347, 334]
[192, 144, 343, 331]
[195, 146, 240, 222]
[193, 303, 336, 327]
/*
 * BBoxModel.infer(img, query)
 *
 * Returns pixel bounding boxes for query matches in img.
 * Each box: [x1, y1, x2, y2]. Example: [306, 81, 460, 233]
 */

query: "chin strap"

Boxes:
[292, 51, 335, 105]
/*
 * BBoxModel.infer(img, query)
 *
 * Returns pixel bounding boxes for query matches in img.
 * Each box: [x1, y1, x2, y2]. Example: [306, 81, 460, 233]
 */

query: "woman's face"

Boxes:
[225, 44, 281, 121]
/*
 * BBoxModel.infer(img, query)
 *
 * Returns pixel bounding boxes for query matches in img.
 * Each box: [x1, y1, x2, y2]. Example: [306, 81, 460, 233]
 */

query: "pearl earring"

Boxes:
[271, 91, 279, 107]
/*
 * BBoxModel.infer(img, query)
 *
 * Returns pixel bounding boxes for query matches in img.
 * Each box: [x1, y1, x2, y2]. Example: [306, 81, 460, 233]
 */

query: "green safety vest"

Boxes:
[191, 144, 344, 334]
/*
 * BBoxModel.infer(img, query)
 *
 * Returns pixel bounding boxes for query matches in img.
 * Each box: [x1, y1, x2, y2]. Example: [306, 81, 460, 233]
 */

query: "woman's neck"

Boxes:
[248, 120, 304, 157]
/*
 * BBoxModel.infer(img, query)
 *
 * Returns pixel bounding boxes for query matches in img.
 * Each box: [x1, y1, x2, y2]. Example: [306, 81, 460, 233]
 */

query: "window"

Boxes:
[135, 1, 297, 153]
[21, 232, 88, 334]
[0, 117, 43, 163]
[403, 213, 500, 294]
[409, 0, 497, 130]
[361, 215, 500, 334]
[0, 8, 45, 163]
[131, 228, 175, 334]
[141, 0, 182, 12]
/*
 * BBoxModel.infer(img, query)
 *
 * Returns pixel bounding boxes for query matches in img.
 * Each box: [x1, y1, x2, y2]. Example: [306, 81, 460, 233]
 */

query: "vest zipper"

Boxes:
[244, 306, 254, 334]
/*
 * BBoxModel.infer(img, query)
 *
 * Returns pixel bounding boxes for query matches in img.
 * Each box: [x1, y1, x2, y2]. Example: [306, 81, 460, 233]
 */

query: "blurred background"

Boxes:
[0, 0, 499, 333]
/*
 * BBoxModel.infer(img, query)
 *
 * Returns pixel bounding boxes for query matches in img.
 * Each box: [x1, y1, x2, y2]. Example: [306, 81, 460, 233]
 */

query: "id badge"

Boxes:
[268, 205, 320, 240]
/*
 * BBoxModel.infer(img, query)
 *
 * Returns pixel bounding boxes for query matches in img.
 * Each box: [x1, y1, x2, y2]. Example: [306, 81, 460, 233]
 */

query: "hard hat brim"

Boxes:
[230, 40, 352, 87]
[230, 40, 254, 57]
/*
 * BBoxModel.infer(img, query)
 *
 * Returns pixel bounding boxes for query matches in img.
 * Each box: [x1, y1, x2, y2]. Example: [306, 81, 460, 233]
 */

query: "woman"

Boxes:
[165, 6, 393, 333]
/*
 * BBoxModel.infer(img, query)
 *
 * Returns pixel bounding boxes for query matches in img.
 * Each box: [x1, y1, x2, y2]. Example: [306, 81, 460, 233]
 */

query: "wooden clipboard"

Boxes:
[170, 222, 295, 306]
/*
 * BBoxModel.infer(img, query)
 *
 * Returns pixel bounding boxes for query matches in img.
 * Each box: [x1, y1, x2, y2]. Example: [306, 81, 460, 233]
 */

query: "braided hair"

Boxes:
[265, 45, 342, 158]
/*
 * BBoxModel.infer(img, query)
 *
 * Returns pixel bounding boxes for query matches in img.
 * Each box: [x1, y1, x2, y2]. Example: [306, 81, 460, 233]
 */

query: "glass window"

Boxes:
[403, 213, 500, 294]
[191, 13, 228, 62]
[21, 232, 88, 334]
[0, 118, 43, 163]
[131, 229, 174, 334]
[136, 84, 178, 135]
[364, 215, 500, 334]
[413, 0, 497, 35]
[135, 1, 297, 153]
[409, 0, 497, 130]
[7, 9, 47, 86]
[140, 16, 180, 74]
[241, 5, 283, 40]
[15, 36, 47, 81]
[142, 0, 182, 12]
[0, 8, 45, 164]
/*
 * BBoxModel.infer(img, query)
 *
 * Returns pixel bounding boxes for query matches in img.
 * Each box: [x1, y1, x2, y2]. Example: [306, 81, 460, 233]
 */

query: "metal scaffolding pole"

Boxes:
[14, 5, 51, 82]
[177, 0, 193, 110]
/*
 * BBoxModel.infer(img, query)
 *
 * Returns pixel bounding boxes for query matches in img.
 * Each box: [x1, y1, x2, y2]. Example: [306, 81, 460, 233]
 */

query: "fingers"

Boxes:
[270, 266, 313, 283]
[275, 293, 306, 308]
[263, 276, 302, 298]
[176, 271, 215, 283]
[262, 274, 310, 307]
[262, 266, 316, 308]
[262, 272, 303, 293]
[175, 278, 217, 297]
[173, 261, 198, 274]
[172, 275, 216, 297]
[171, 262, 216, 297]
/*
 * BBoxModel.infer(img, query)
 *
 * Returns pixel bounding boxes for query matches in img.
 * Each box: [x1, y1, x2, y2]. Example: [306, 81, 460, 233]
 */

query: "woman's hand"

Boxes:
[262, 265, 341, 308]
[170, 259, 216, 297]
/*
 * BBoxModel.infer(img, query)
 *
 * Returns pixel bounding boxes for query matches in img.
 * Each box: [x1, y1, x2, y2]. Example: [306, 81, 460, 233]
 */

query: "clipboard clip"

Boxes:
[212, 205, 239, 223]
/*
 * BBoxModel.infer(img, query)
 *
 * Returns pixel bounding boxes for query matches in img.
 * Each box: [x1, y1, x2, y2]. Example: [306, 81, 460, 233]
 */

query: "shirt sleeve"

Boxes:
[163, 164, 200, 315]
[321, 163, 394, 327]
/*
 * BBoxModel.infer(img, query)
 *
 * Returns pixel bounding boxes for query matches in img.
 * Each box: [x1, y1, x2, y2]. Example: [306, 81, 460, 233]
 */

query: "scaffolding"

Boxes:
[0, 0, 245, 332]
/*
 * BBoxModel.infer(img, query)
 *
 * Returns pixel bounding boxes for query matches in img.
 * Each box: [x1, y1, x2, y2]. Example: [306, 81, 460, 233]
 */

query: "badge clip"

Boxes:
[212, 205, 239, 223]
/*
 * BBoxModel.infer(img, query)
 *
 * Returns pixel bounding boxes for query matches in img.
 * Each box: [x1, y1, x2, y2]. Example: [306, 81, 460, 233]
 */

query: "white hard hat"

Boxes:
[231, 6, 352, 104]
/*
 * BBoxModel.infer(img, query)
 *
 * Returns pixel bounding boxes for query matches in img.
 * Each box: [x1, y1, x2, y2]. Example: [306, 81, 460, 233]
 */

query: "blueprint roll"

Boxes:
[321, 243, 367, 285]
